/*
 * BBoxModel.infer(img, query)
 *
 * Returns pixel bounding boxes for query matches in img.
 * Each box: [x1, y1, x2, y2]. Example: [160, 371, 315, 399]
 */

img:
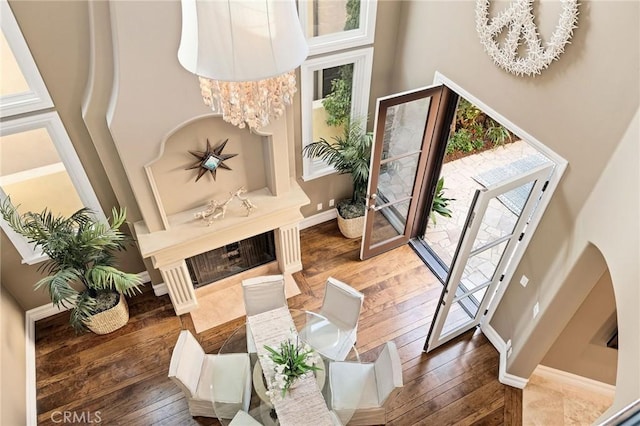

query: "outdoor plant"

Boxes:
[344, 0, 360, 31]
[446, 128, 476, 155]
[321, 64, 354, 127]
[263, 337, 321, 397]
[485, 117, 512, 145]
[320, 0, 360, 127]
[446, 98, 514, 160]
[430, 177, 454, 225]
[302, 117, 372, 220]
[0, 199, 143, 333]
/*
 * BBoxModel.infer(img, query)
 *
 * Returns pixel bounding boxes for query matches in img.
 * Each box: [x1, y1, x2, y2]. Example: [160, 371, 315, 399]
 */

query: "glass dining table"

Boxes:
[212, 308, 361, 426]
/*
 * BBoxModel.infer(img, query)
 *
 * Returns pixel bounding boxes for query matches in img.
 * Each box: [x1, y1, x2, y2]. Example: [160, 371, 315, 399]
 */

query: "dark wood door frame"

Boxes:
[361, 85, 458, 260]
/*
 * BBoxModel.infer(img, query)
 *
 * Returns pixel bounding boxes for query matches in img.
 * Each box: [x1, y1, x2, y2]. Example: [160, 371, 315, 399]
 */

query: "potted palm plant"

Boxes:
[0, 199, 143, 334]
[303, 118, 372, 238]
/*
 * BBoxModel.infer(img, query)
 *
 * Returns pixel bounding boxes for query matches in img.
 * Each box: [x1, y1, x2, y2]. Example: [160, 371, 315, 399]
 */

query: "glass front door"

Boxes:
[360, 85, 453, 259]
[425, 162, 554, 352]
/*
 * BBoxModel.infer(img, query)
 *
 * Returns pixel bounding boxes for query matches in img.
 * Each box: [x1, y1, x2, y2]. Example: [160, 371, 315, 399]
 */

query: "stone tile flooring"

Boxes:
[523, 371, 614, 425]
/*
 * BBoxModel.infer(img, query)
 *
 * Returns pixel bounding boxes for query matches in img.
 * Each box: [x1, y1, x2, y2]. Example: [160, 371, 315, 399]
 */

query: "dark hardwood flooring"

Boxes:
[35, 220, 522, 425]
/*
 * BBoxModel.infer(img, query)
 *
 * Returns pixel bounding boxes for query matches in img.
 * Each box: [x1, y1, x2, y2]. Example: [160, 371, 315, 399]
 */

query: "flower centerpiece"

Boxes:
[262, 337, 322, 397]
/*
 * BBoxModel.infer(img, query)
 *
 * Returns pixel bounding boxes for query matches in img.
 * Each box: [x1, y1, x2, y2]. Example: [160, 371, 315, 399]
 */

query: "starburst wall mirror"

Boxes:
[186, 139, 238, 182]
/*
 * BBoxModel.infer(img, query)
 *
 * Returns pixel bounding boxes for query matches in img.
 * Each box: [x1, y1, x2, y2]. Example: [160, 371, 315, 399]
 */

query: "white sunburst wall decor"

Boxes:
[475, 0, 579, 77]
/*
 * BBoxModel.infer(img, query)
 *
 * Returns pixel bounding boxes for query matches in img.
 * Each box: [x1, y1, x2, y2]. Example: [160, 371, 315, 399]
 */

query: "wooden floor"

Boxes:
[35, 221, 522, 425]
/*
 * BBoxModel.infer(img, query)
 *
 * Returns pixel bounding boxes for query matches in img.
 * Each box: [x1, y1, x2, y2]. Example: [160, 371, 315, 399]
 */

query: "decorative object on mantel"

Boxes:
[262, 336, 322, 398]
[194, 187, 257, 226]
[186, 138, 237, 182]
[475, 0, 579, 76]
[177, 0, 309, 130]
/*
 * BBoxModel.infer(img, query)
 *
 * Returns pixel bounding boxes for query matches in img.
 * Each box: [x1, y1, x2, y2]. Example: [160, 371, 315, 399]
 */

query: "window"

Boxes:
[0, 0, 104, 264]
[298, 0, 377, 55]
[300, 48, 374, 180]
[299, 0, 377, 180]
[0, 0, 52, 116]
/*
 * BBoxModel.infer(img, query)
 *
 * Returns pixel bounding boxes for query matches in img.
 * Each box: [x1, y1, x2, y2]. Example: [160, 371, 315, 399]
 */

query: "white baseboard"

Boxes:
[534, 365, 616, 397]
[138, 270, 151, 284]
[137, 269, 167, 296]
[300, 209, 337, 230]
[481, 323, 529, 389]
[23, 269, 151, 426]
[152, 282, 168, 296]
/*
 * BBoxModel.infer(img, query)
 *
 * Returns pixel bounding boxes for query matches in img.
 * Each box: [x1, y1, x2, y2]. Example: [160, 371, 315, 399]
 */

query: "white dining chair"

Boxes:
[329, 341, 403, 425]
[301, 277, 364, 361]
[228, 409, 263, 425]
[329, 410, 345, 426]
[168, 330, 251, 418]
[242, 274, 287, 352]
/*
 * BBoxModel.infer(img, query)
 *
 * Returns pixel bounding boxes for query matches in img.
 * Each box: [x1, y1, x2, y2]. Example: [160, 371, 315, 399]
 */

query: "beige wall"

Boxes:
[391, 0, 639, 414]
[0, 284, 26, 425]
[2, 0, 147, 309]
[542, 268, 618, 385]
[507, 110, 639, 416]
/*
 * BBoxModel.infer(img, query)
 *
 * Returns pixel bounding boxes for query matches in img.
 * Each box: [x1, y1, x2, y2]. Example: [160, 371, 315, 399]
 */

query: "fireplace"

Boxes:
[186, 232, 276, 288]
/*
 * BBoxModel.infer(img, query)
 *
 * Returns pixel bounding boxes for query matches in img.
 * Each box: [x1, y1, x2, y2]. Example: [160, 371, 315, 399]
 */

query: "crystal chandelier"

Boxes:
[178, 0, 309, 130]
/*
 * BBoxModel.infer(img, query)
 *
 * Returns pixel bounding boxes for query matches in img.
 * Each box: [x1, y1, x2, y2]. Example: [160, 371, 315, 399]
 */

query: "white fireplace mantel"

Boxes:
[133, 180, 310, 315]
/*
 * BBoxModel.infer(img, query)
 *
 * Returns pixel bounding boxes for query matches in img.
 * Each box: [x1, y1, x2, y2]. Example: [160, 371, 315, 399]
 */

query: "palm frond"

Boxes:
[302, 117, 372, 202]
[87, 265, 144, 297]
[430, 177, 455, 224]
[34, 269, 81, 309]
[70, 292, 97, 333]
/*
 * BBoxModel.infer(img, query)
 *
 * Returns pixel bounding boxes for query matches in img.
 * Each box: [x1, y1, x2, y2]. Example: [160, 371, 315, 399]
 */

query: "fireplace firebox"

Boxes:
[185, 231, 276, 288]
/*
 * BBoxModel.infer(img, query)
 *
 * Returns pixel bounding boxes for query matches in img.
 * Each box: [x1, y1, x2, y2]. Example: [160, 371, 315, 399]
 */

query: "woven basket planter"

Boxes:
[86, 293, 129, 335]
[337, 214, 365, 239]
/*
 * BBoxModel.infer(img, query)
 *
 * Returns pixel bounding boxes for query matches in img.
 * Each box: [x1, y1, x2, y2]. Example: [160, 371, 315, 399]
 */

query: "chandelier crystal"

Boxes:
[178, 0, 308, 131]
[198, 71, 297, 130]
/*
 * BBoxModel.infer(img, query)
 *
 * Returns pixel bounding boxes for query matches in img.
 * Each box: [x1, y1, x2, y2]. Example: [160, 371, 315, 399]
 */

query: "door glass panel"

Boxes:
[441, 287, 488, 336]
[471, 197, 519, 248]
[461, 240, 509, 291]
[381, 98, 430, 160]
[369, 200, 410, 245]
[0, 128, 84, 217]
[377, 153, 420, 204]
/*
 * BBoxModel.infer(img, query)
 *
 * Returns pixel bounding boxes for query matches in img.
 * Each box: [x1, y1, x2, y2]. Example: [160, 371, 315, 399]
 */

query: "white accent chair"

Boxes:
[301, 277, 364, 361]
[329, 341, 403, 425]
[168, 330, 251, 418]
[242, 274, 287, 352]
